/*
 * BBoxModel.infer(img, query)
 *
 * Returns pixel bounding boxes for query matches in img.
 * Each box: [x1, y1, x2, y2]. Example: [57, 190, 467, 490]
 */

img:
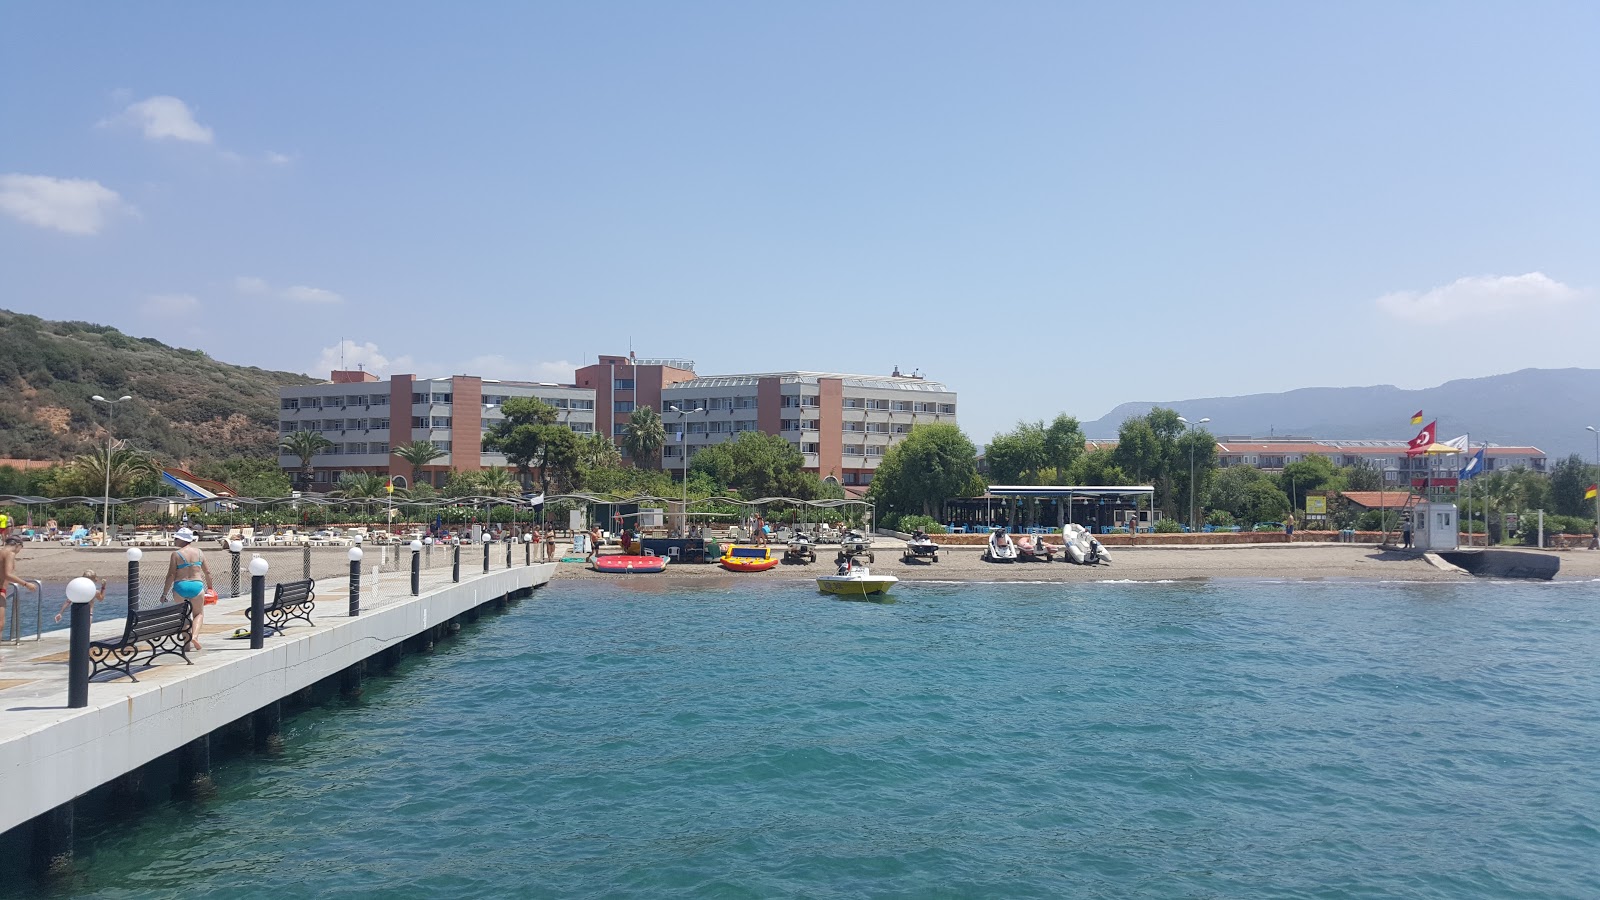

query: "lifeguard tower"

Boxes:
[1405, 439, 1462, 552]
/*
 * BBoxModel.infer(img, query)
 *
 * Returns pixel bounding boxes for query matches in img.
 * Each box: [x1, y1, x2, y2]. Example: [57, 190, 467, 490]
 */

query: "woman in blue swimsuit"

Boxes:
[161, 527, 213, 651]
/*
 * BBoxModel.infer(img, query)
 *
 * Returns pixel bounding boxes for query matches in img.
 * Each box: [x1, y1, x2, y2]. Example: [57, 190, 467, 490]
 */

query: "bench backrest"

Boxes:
[124, 602, 191, 642]
[273, 579, 315, 606]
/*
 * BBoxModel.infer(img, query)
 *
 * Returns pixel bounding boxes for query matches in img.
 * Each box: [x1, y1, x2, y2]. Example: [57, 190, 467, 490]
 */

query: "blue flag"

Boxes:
[1459, 448, 1485, 480]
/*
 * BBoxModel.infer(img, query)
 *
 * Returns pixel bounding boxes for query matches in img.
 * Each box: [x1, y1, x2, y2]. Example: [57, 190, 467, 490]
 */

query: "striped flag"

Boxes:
[1586, 484, 1597, 501]
[1410, 410, 1424, 425]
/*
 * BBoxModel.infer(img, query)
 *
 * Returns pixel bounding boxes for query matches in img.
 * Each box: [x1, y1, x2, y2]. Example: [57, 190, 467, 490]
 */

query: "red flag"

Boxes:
[1405, 421, 1436, 457]
[1410, 410, 1423, 425]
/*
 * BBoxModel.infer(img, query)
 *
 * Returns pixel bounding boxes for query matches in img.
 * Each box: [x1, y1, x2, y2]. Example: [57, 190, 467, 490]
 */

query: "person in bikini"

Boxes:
[160, 527, 212, 651]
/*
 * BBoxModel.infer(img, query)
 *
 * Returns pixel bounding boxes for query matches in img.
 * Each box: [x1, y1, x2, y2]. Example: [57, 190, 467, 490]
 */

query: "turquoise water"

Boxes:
[25, 579, 1600, 898]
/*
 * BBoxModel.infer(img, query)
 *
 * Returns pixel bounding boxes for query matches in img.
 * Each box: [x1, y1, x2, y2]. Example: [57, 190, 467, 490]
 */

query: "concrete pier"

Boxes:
[0, 562, 556, 841]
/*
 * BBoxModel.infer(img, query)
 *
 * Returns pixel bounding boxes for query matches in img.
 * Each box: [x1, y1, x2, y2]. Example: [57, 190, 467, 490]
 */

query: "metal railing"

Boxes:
[4, 579, 44, 643]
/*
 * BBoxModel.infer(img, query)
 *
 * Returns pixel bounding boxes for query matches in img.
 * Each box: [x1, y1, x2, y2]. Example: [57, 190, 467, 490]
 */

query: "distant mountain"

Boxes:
[0, 309, 317, 465]
[1080, 368, 1600, 460]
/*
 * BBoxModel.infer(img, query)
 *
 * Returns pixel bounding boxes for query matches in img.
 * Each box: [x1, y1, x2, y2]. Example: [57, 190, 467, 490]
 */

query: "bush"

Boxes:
[1205, 510, 1234, 527]
[888, 514, 946, 534]
[1153, 518, 1183, 533]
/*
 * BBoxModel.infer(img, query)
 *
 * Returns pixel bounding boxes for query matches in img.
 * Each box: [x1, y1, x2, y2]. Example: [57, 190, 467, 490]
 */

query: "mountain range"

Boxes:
[1080, 368, 1600, 460]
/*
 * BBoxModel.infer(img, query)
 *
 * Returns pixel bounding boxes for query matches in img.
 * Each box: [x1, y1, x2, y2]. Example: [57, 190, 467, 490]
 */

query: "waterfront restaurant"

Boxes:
[944, 485, 1156, 534]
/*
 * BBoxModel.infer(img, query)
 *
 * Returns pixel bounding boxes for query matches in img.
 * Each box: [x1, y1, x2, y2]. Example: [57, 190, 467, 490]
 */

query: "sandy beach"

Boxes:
[7, 541, 1599, 592]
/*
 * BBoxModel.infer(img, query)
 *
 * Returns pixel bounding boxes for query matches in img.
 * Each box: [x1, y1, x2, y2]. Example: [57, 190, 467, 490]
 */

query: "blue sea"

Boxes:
[26, 578, 1600, 898]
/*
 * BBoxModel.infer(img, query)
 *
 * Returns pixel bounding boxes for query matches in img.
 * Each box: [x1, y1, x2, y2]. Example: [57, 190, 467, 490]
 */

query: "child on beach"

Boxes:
[55, 570, 108, 623]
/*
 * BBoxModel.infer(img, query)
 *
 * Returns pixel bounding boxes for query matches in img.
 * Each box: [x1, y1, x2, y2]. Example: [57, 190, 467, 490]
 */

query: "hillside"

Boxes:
[0, 309, 317, 465]
[1080, 368, 1600, 459]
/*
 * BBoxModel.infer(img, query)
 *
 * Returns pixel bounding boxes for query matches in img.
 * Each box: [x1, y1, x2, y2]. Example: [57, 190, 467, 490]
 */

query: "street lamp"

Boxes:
[90, 395, 134, 545]
[670, 405, 706, 534]
[1587, 426, 1599, 538]
[1177, 415, 1210, 532]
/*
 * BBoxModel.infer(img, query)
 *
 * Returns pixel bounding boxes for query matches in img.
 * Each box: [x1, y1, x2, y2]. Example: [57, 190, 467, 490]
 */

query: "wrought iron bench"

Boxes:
[246, 579, 316, 633]
[89, 602, 193, 681]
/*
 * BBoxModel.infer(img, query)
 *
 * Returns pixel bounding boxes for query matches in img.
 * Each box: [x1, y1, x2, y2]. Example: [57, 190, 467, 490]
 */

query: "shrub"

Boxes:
[891, 514, 946, 534]
[1153, 518, 1183, 533]
[1205, 510, 1234, 527]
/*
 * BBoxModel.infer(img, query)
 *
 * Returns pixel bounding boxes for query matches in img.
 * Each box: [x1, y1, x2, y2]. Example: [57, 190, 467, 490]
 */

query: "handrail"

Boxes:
[4, 579, 45, 644]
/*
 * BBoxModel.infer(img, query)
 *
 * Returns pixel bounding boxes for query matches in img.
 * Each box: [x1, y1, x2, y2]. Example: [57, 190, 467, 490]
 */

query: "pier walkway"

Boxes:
[0, 559, 557, 840]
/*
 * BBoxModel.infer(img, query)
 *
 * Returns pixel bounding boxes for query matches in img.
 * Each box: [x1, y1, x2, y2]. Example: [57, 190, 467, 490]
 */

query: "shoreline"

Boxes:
[7, 543, 1597, 590]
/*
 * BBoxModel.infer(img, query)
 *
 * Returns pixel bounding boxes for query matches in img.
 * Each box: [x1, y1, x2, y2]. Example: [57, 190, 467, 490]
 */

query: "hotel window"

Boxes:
[801, 419, 819, 431]
[801, 395, 819, 407]
[735, 420, 757, 432]
[614, 423, 629, 436]
[735, 397, 757, 409]
[304, 398, 322, 409]
[326, 398, 345, 409]
[614, 400, 635, 413]
[412, 416, 427, 428]
[412, 393, 427, 404]
[573, 399, 595, 410]
[867, 422, 891, 434]
[371, 442, 389, 454]
[781, 396, 802, 408]
[866, 399, 890, 410]
[431, 440, 452, 451]
[708, 420, 728, 434]
[663, 446, 683, 458]
[430, 393, 453, 404]
[347, 396, 368, 408]
[842, 397, 863, 409]
[324, 444, 341, 455]
[346, 442, 367, 455]
[614, 379, 635, 390]
[858, 474, 873, 484]
[866, 445, 885, 457]
[371, 395, 389, 406]
[320, 421, 341, 433]
[843, 421, 863, 432]
[939, 403, 956, 415]
[892, 423, 912, 434]
[843, 473, 858, 485]
[801, 442, 819, 454]
[687, 421, 708, 434]
[891, 401, 911, 412]
[372, 417, 390, 430]
[431, 416, 452, 428]
[279, 422, 296, 433]
[844, 444, 865, 456]
[569, 422, 594, 433]
[781, 419, 800, 432]
[281, 399, 300, 410]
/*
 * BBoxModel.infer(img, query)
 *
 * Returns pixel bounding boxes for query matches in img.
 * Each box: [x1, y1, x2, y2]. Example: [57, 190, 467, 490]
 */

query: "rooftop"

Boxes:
[665, 372, 952, 392]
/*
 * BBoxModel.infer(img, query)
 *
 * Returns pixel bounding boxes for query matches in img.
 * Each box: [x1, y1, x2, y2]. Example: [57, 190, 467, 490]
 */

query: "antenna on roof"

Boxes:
[340, 337, 345, 370]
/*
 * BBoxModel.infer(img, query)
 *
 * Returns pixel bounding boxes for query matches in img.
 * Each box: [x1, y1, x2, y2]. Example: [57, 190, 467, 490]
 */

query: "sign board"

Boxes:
[1305, 496, 1327, 515]
[639, 508, 665, 527]
[569, 508, 586, 533]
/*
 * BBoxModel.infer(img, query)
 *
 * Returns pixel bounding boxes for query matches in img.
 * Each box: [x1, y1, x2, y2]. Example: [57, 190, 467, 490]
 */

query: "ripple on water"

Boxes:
[23, 579, 1600, 900]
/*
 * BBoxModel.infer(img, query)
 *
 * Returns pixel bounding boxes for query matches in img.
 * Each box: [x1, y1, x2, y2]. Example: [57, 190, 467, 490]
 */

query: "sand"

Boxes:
[8, 541, 1599, 591]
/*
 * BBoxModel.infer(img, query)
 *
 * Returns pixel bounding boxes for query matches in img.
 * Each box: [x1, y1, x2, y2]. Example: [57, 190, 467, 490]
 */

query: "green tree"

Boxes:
[622, 405, 667, 469]
[1339, 461, 1384, 492]
[868, 423, 979, 518]
[478, 466, 521, 498]
[690, 431, 818, 500]
[1113, 408, 1185, 515]
[1278, 455, 1344, 511]
[576, 432, 622, 470]
[193, 457, 292, 497]
[62, 447, 160, 498]
[985, 422, 1049, 485]
[394, 440, 446, 488]
[1066, 447, 1132, 485]
[279, 430, 333, 490]
[1043, 414, 1086, 476]
[1171, 427, 1218, 525]
[482, 397, 578, 496]
[1240, 480, 1292, 524]
[1548, 453, 1596, 517]
[334, 472, 391, 500]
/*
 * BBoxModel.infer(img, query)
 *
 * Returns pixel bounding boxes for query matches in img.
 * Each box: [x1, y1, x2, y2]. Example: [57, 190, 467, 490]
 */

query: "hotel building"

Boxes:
[279, 358, 960, 490]
[277, 370, 596, 488]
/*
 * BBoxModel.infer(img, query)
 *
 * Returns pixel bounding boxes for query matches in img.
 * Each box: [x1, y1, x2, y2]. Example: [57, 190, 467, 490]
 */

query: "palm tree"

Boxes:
[623, 405, 667, 470]
[280, 431, 334, 490]
[395, 440, 445, 488]
[70, 447, 160, 496]
[1477, 471, 1524, 544]
[577, 432, 622, 470]
[478, 466, 520, 498]
[333, 472, 390, 500]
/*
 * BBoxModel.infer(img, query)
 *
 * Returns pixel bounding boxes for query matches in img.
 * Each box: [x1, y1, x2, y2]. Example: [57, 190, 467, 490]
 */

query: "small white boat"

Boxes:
[816, 562, 899, 597]
[1061, 524, 1111, 565]
[984, 528, 1018, 562]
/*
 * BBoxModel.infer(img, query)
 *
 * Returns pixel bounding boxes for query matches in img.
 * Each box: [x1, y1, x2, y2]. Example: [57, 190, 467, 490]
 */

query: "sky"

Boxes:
[3, 2, 1597, 445]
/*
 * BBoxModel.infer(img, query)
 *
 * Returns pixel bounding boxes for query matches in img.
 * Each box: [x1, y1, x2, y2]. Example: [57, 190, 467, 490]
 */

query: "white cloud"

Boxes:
[0, 173, 131, 235]
[105, 95, 214, 144]
[1376, 272, 1583, 322]
[313, 341, 414, 378]
[282, 285, 343, 304]
[236, 276, 343, 303]
[265, 151, 293, 166]
[142, 293, 199, 316]
[533, 360, 577, 382]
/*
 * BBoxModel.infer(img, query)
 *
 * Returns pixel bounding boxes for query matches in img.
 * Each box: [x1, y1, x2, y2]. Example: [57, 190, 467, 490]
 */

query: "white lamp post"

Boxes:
[670, 406, 706, 534]
[1587, 426, 1599, 539]
[90, 394, 133, 545]
[1177, 416, 1211, 532]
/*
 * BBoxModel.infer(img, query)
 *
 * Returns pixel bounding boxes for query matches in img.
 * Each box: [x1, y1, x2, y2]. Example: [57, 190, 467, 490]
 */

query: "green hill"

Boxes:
[0, 309, 316, 466]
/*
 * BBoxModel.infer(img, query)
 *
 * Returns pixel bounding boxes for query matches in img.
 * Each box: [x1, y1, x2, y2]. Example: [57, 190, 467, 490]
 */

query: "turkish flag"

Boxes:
[1405, 420, 1437, 456]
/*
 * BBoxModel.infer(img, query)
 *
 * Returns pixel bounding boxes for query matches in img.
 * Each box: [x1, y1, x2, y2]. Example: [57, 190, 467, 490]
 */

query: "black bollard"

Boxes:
[127, 553, 141, 613]
[452, 544, 460, 583]
[483, 540, 490, 574]
[506, 540, 512, 569]
[250, 572, 266, 649]
[525, 538, 531, 566]
[410, 548, 420, 596]
[302, 543, 311, 581]
[67, 598, 91, 709]
[230, 550, 241, 598]
[349, 557, 361, 616]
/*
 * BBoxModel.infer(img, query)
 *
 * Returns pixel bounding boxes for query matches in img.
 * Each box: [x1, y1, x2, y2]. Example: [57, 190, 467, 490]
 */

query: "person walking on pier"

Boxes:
[545, 527, 557, 564]
[160, 527, 213, 652]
